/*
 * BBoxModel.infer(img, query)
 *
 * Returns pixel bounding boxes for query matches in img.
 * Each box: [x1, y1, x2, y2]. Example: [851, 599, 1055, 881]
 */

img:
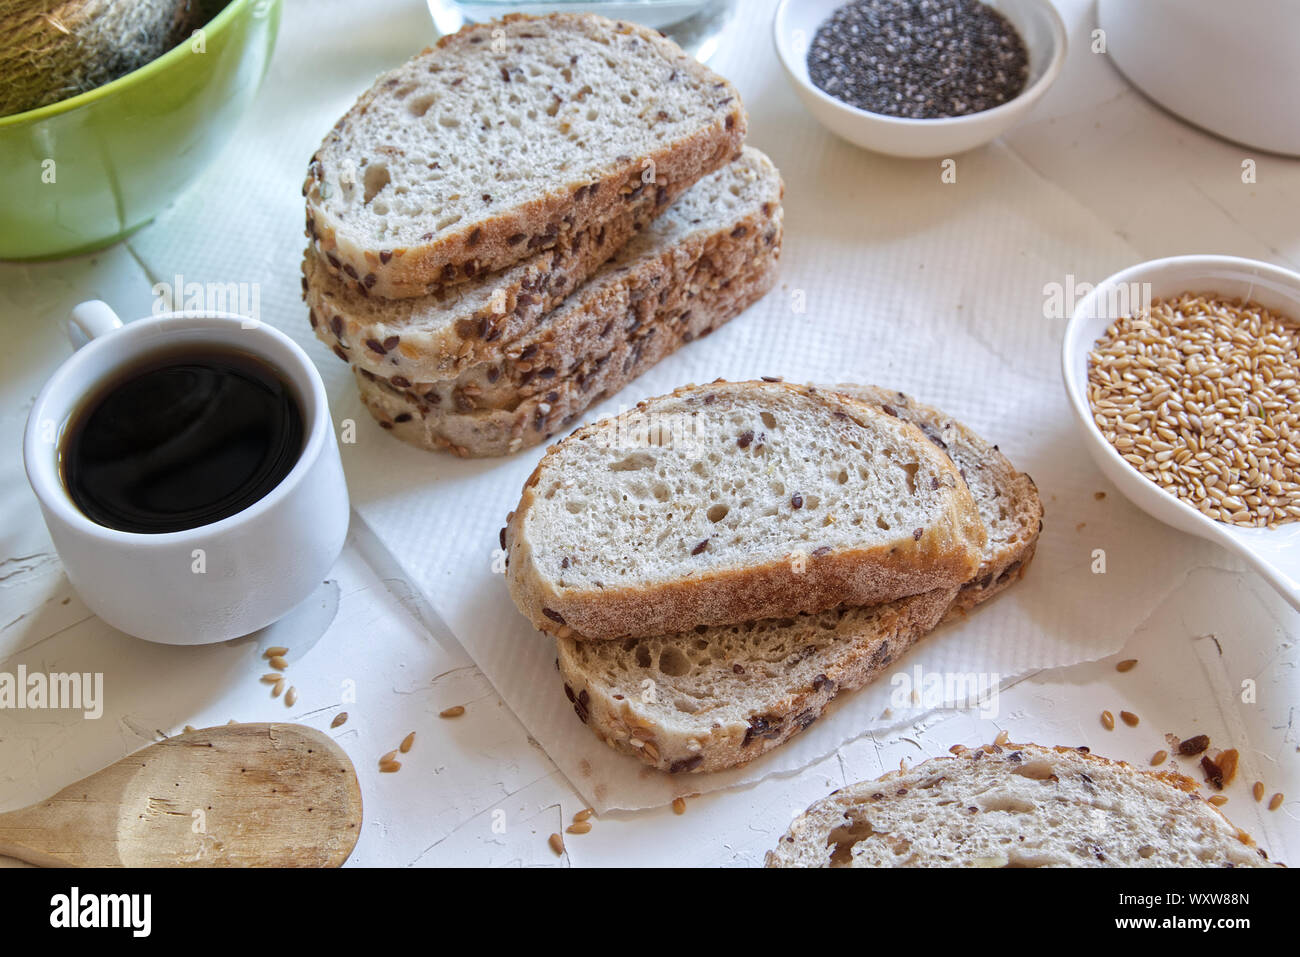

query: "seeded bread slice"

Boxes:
[557, 586, 958, 774]
[321, 147, 782, 394]
[554, 389, 1041, 773]
[505, 381, 987, 641]
[766, 743, 1281, 867]
[349, 150, 784, 456]
[353, 246, 777, 456]
[830, 385, 1043, 617]
[304, 13, 746, 299]
[305, 173, 684, 379]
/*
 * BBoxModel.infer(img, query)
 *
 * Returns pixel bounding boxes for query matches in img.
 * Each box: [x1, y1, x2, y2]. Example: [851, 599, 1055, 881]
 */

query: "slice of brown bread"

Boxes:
[554, 388, 1041, 773]
[313, 146, 782, 388]
[352, 250, 776, 457]
[303, 13, 746, 299]
[348, 149, 784, 457]
[766, 743, 1281, 867]
[557, 587, 958, 774]
[505, 381, 987, 641]
[304, 180, 681, 380]
[830, 385, 1042, 617]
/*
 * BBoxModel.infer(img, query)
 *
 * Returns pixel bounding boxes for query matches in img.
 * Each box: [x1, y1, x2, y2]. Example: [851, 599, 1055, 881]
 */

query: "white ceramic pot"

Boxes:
[1098, 0, 1300, 156]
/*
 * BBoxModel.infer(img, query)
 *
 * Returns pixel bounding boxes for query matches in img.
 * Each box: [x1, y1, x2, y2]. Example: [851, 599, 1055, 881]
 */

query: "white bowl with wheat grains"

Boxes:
[1062, 255, 1300, 612]
[773, 0, 1066, 158]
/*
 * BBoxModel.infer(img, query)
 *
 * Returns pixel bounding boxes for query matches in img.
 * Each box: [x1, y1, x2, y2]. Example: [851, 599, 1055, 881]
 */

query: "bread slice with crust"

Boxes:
[349, 148, 784, 456]
[505, 381, 987, 641]
[830, 385, 1042, 617]
[555, 387, 1041, 774]
[303, 14, 746, 300]
[319, 147, 779, 393]
[766, 742, 1281, 867]
[558, 586, 958, 774]
[304, 179, 682, 380]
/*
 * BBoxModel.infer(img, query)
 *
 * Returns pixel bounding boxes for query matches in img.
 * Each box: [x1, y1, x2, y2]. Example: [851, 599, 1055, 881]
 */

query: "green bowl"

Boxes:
[0, 0, 281, 261]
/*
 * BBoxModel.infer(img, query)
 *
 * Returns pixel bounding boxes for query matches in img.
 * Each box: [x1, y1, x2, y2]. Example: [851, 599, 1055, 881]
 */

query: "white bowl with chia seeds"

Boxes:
[1062, 255, 1300, 612]
[773, 0, 1066, 158]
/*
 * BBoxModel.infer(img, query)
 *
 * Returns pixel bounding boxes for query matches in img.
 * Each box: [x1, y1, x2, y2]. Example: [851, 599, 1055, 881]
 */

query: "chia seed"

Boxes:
[807, 0, 1029, 119]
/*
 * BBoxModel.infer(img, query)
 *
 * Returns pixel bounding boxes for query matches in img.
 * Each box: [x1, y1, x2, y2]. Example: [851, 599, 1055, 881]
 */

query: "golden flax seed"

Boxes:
[548, 833, 565, 856]
[1120, 710, 1139, 727]
[264, 646, 289, 659]
[672, 797, 687, 815]
[1151, 750, 1168, 766]
[1253, 781, 1265, 802]
[1088, 294, 1300, 529]
[566, 822, 592, 835]
[1269, 792, 1284, 811]
[1101, 710, 1115, 731]
[1116, 659, 1138, 672]
[285, 686, 298, 707]
[400, 732, 416, 753]
[268, 655, 289, 671]
[573, 808, 594, 823]
[331, 712, 348, 728]
[439, 706, 465, 718]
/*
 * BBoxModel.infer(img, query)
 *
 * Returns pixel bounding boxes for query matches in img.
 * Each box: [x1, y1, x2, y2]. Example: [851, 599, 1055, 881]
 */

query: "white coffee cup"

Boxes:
[23, 301, 350, 645]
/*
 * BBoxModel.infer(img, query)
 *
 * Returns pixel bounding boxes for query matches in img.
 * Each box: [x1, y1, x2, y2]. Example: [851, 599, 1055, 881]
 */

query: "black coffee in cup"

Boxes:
[60, 345, 304, 534]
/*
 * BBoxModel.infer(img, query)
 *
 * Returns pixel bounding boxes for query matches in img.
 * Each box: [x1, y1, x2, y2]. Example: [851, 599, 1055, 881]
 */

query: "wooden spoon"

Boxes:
[0, 723, 362, 867]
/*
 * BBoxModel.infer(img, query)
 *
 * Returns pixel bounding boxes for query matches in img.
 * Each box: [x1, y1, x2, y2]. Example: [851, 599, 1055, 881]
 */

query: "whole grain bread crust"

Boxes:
[505, 382, 987, 640]
[304, 174, 687, 379]
[348, 172, 784, 456]
[303, 14, 747, 300]
[557, 586, 958, 774]
[354, 249, 778, 456]
[764, 742, 1281, 867]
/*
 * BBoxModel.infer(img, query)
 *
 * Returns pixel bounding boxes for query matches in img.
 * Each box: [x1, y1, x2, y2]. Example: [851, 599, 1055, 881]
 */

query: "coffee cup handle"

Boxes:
[68, 300, 123, 349]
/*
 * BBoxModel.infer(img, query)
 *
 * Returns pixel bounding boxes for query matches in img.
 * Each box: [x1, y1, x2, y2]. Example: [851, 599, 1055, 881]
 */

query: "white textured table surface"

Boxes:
[0, 0, 1297, 866]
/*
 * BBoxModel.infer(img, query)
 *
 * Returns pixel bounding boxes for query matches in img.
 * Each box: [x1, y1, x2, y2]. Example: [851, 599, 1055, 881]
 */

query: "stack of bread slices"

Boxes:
[301, 13, 783, 457]
[503, 380, 1044, 774]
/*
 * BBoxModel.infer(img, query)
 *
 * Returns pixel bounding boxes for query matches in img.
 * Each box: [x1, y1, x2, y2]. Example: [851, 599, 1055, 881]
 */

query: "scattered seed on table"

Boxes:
[1208, 795, 1228, 807]
[1120, 710, 1139, 727]
[806, 0, 1028, 119]
[566, 822, 592, 835]
[1215, 749, 1239, 785]
[264, 646, 288, 659]
[672, 797, 687, 815]
[379, 760, 401, 773]
[1269, 793, 1284, 811]
[380, 750, 398, 765]
[285, 687, 298, 707]
[1116, 659, 1138, 673]
[400, 732, 416, 753]
[272, 678, 285, 698]
[1100, 710, 1115, 731]
[1150, 750, 1168, 766]
[331, 712, 348, 729]
[548, 833, 565, 856]
[1253, 781, 1265, 802]
[268, 655, 288, 671]
[259, 673, 281, 683]
[994, 729, 1009, 747]
[573, 808, 593, 823]
[440, 706, 465, 718]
